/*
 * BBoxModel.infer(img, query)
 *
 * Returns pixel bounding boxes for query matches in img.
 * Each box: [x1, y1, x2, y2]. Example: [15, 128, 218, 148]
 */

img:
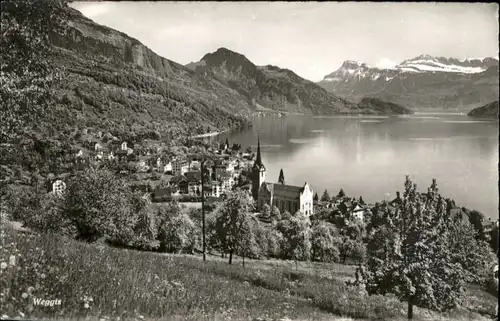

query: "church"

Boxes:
[251, 137, 314, 216]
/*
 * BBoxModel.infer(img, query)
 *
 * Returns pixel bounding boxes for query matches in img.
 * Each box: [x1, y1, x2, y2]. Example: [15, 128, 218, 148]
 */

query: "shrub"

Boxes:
[158, 212, 198, 254]
[310, 221, 341, 263]
[63, 169, 139, 243]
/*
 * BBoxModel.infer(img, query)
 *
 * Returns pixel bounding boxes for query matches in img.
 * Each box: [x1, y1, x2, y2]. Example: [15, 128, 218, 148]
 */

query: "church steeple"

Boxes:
[251, 133, 266, 202]
[255, 134, 263, 166]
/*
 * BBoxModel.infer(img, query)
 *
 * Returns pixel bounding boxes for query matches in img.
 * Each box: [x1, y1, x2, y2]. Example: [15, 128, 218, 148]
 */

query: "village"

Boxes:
[43, 128, 378, 225]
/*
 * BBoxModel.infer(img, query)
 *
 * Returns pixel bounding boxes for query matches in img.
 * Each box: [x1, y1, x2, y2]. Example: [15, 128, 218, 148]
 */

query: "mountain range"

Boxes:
[186, 48, 365, 115]
[45, 5, 500, 143]
[44, 5, 413, 142]
[48, 7, 255, 141]
[317, 55, 499, 111]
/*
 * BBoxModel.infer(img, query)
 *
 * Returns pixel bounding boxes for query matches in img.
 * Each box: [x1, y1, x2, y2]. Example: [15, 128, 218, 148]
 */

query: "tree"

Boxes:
[278, 169, 285, 185]
[448, 214, 497, 286]
[337, 188, 346, 198]
[238, 216, 260, 267]
[358, 196, 365, 205]
[132, 201, 159, 251]
[313, 193, 319, 202]
[159, 212, 198, 254]
[270, 205, 281, 222]
[281, 210, 292, 221]
[361, 177, 493, 319]
[1, 0, 68, 144]
[311, 221, 340, 262]
[63, 168, 141, 243]
[260, 203, 271, 219]
[321, 189, 330, 202]
[465, 209, 487, 242]
[213, 189, 254, 264]
[489, 222, 499, 258]
[12, 188, 77, 238]
[339, 237, 366, 264]
[276, 211, 311, 269]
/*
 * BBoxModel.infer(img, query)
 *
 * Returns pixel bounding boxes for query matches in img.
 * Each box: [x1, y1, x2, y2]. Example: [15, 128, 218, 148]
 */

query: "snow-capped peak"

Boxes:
[321, 54, 498, 82]
[396, 55, 491, 74]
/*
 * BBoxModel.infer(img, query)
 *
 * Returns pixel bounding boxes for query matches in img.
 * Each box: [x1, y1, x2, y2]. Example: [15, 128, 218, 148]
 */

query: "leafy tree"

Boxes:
[313, 193, 319, 202]
[270, 205, 281, 222]
[276, 211, 311, 269]
[1, 0, 68, 144]
[281, 210, 292, 221]
[337, 188, 346, 198]
[361, 177, 494, 319]
[260, 203, 271, 219]
[489, 222, 499, 258]
[448, 214, 497, 285]
[265, 228, 283, 258]
[345, 221, 365, 241]
[238, 216, 260, 267]
[320, 189, 330, 202]
[465, 209, 487, 242]
[311, 221, 341, 262]
[213, 189, 254, 264]
[159, 212, 198, 254]
[339, 237, 366, 264]
[64, 168, 141, 243]
[278, 168, 285, 185]
[13, 188, 77, 237]
[358, 196, 365, 205]
[132, 201, 159, 250]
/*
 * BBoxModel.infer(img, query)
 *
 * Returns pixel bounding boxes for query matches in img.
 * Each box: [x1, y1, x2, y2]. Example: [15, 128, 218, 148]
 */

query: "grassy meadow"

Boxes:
[0, 224, 496, 321]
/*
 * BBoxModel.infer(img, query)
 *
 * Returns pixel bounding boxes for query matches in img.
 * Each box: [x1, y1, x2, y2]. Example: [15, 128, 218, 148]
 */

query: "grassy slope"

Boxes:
[1, 225, 496, 321]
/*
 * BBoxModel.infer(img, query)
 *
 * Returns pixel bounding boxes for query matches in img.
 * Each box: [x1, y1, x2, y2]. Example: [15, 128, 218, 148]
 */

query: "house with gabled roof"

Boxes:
[185, 171, 202, 196]
[153, 186, 180, 202]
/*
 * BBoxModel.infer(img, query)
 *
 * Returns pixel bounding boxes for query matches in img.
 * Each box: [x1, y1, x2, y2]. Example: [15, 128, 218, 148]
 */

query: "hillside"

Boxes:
[467, 101, 499, 118]
[356, 97, 414, 115]
[47, 7, 256, 141]
[186, 48, 364, 115]
[317, 55, 499, 111]
[3, 226, 495, 321]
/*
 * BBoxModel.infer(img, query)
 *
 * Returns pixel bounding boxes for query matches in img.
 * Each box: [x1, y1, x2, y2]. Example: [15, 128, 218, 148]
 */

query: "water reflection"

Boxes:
[220, 115, 499, 219]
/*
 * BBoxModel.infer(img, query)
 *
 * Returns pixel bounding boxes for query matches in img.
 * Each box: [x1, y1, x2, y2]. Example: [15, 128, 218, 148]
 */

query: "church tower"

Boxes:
[251, 134, 266, 201]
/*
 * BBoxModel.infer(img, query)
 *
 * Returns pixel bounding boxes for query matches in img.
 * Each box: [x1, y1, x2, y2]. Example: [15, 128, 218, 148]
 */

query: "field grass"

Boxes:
[0, 225, 496, 321]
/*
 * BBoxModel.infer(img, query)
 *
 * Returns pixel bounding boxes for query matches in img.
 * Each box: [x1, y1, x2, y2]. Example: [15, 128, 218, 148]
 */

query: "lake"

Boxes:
[219, 113, 499, 220]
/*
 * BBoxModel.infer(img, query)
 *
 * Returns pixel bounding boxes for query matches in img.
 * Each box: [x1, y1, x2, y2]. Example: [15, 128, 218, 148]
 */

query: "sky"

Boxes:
[70, 1, 499, 82]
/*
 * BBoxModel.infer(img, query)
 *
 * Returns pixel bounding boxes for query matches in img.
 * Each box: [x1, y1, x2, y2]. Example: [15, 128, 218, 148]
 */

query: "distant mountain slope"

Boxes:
[186, 48, 362, 115]
[317, 55, 499, 110]
[48, 7, 254, 141]
[467, 101, 499, 118]
[357, 98, 413, 115]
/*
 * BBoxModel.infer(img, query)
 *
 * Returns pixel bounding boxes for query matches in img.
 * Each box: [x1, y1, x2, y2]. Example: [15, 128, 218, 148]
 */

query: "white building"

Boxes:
[172, 159, 189, 175]
[352, 204, 367, 222]
[163, 161, 173, 173]
[189, 160, 201, 171]
[52, 180, 66, 196]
